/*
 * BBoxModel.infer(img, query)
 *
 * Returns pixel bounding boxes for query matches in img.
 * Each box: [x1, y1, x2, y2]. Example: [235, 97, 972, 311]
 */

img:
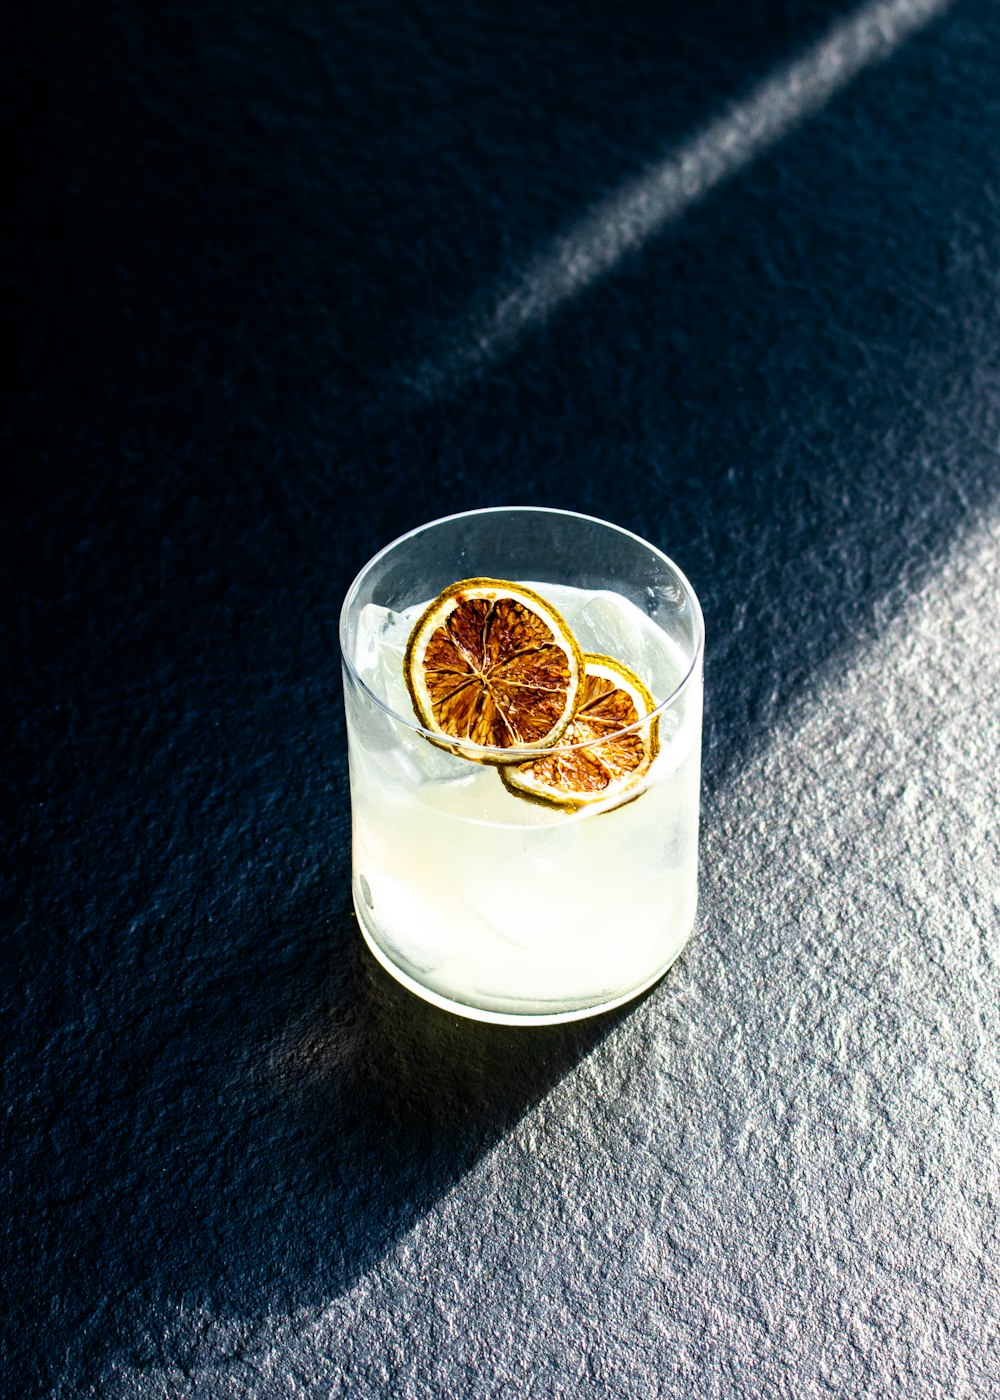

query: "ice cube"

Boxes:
[568, 590, 682, 704]
[353, 603, 415, 715]
[351, 602, 478, 783]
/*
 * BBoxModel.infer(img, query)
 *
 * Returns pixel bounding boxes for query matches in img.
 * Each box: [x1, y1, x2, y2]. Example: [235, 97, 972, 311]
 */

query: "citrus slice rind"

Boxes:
[499, 653, 659, 811]
[404, 578, 584, 764]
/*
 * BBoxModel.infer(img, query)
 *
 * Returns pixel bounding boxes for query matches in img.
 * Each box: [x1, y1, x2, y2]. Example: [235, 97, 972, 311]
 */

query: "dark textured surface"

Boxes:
[4, 1, 999, 1395]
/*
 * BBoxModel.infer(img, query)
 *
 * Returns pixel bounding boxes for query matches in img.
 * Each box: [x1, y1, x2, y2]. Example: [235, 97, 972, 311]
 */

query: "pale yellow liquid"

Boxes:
[346, 585, 701, 1021]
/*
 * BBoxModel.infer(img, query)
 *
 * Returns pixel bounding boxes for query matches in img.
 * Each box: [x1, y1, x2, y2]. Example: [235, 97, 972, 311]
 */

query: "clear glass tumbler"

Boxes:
[340, 507, 704, 1024]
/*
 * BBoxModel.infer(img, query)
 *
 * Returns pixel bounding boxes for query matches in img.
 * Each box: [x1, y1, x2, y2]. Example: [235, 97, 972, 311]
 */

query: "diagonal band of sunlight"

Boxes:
[409, 0, 954, 400]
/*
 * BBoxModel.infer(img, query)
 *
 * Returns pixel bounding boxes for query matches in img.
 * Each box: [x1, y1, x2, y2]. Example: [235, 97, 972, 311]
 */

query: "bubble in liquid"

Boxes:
[359, 873, 374, 909]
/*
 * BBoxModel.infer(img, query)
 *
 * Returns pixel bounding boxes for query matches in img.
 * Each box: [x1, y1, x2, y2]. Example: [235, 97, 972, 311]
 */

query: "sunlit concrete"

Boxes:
[410, 0, 954, 399]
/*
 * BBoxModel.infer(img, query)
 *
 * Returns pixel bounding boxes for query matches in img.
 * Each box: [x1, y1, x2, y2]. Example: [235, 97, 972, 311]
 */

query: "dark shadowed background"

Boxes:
[3, 1, 998, 1395]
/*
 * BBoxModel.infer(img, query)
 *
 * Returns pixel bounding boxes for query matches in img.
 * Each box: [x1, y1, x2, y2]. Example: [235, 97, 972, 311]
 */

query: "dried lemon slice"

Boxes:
[500, 653, 659, 810]
[404, 578, 583, 760]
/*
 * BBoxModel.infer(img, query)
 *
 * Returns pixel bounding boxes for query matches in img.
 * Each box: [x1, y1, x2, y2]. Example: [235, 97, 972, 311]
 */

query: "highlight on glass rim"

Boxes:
[340, 507, 704, 1025]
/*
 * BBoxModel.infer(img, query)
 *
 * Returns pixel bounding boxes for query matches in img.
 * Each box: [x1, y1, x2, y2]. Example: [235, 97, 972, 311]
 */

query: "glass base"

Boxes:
[353, 898, 691, 1026]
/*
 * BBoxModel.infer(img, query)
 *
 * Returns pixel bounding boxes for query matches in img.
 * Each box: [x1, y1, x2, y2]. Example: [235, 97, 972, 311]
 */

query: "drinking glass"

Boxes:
[340, 507, 704, 1024]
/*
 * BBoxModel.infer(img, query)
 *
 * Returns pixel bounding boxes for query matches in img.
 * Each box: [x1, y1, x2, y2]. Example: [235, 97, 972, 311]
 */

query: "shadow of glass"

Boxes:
[281, 908, 638, 1256]
[54, 905, 642, 1385]
[294, 914, 625, 1140]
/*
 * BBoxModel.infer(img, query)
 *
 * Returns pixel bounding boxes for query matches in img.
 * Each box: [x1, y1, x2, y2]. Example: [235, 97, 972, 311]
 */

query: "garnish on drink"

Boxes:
[404, 578, 582, 759]
[405, 578, 659, 810]
[500, 653, 658, 810]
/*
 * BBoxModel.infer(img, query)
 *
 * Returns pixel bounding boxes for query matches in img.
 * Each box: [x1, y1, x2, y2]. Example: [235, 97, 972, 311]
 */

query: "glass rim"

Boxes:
[338, 505, 705, 759]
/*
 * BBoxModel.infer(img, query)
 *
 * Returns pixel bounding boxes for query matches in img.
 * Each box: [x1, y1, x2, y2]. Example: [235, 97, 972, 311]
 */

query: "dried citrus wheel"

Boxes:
[500, 653, 659, 810]
[404, 578, 583, 761]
